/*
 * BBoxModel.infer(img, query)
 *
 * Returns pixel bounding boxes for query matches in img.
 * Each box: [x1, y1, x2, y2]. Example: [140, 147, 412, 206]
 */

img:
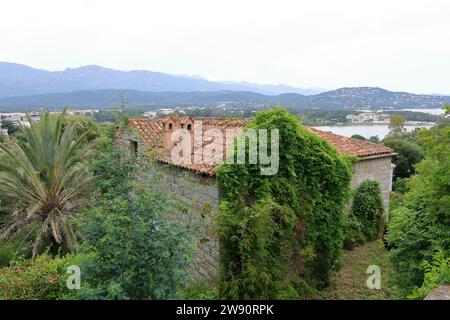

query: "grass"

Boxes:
[308, 240, 399, 300]
[179, 240, 400, 300]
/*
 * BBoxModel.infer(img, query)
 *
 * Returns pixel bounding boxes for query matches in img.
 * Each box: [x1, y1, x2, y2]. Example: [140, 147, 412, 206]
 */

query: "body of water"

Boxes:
[312, 124, 434, 140]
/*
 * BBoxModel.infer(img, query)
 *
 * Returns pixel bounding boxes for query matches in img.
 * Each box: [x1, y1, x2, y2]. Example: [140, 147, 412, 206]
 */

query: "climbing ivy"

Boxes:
[216, 107, 353, 299]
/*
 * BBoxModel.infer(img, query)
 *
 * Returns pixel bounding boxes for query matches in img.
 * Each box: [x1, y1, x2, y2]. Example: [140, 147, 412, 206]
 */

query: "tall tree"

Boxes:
[0, 111, 96, 258]
[388, 115, 406, 137]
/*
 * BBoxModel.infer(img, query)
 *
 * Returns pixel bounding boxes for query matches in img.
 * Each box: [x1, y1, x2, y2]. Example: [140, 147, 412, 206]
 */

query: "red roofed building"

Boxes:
[117, 112, 395, 207]
[116, 112, 396, 279]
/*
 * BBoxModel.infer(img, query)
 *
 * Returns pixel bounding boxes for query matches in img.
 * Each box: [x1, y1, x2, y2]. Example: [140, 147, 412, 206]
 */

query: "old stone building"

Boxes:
[116, 111, 396, 280]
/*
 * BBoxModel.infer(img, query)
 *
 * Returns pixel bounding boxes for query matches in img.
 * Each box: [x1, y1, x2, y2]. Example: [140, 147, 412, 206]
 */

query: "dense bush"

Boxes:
[0, 254, 80, 299]
[408, 250, 450, 300]
[72, 185, 197, 300]
[387, 124, 450, 296]
[69, 139, 200, 300]
[216, 107, 353, 299]
[393, 177, 409, 193]
[351, 180, 384, 240]
[343, 214, 365, 250]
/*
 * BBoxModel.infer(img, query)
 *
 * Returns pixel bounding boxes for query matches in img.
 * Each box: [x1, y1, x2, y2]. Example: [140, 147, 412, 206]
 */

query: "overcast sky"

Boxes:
[1, 0, 449, 94]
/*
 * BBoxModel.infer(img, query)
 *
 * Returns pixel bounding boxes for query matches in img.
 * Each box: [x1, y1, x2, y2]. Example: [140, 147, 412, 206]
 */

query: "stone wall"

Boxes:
[351, 155, 394, 212]
[115, 126, 150, 156]
[158, 165, 220, 282]
[117, 127, 220, 281]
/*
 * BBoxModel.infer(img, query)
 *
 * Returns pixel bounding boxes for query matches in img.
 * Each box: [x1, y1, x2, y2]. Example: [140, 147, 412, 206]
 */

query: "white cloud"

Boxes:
[0, 0, 449, 93]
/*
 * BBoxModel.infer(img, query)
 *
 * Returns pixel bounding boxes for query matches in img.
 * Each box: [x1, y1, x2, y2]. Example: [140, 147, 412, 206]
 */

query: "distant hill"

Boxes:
[0, 87, 448, 112]
[0, 62, 322, 98]
[298, 87, 450, 109]
[0, 90, 279, 110]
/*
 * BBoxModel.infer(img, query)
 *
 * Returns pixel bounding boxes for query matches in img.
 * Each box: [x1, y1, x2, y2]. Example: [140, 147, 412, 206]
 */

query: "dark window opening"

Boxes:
[169, 123, 173, 130]
[130, 140, 138, 156]
[187, 124, 192, 131]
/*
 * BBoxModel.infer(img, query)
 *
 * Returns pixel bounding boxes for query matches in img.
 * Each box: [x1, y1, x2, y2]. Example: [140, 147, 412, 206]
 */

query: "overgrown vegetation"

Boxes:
[386, 121, 450, 297]
[408, 250, 450, 300]
[216, 107, 353, 299]
[0, 111, 200, 300]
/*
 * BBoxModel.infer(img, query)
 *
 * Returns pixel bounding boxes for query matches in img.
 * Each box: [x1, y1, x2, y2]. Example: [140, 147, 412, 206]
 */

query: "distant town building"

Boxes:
[0, 112, 39, 128]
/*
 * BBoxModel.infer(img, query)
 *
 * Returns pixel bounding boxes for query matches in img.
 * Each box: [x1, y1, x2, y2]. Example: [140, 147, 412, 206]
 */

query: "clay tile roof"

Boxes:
[306, 127, 394, 158]
[124, 117, 394, 175]
[128, 119, 164, 148]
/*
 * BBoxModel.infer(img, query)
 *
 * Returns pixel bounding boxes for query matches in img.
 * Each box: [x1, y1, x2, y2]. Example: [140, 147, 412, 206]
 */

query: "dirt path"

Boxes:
[309, 240, 398, 300]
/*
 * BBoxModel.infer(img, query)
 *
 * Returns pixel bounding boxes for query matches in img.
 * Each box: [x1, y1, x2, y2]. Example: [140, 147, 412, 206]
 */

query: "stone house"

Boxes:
[116, 111, 396, 279]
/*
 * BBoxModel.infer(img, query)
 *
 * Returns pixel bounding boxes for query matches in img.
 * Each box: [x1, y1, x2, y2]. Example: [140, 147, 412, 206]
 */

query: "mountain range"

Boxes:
[0, 62, 449, 111]
[0, 62, 322, 98]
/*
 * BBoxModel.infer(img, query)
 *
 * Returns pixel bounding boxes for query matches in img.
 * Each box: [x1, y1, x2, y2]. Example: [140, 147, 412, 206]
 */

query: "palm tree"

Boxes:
[0, 110, 96, 258]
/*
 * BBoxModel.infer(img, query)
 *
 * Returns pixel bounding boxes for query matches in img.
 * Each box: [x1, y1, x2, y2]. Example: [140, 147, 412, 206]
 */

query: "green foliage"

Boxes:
[343, 214, 366, 250]
[216, 107, 353, 299]
[72, 182, 196, 299]
[89, 124, 136, 196]
[387, 124, 450, 296]
[408, 250, 450, 300]
[70, 139, 198, 299]
[177, 281, 218, 300]
[350, 180, 384, 241]
[0, 241, 15, 267]
[388, 115, 406, 137]
[383, 137, 424, 180]
[383, 110, 438, 123]
[0, 119, 19, 135]
[0, 253, 79, 299]
[393, 177, 409, 193]
[293, 109, 359, 126]
[0, 110, 96, 258]
[351, 134, 366, 141]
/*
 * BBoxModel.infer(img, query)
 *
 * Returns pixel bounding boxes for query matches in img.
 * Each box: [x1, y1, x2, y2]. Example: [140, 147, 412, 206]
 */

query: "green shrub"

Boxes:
[409, 251, 450, 300]
[351, 180, 384, 241]
[72, 165, 199, 300]
[0, 241, 15, 268]
[0, 254, 79, 300]
[216, 107, 353, 299]
[393, 177, 409, 193]
[343, 214, 366, 250]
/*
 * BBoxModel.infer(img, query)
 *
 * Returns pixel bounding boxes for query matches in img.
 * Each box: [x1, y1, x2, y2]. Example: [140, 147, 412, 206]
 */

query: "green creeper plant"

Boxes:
[216, 107, 353, 299]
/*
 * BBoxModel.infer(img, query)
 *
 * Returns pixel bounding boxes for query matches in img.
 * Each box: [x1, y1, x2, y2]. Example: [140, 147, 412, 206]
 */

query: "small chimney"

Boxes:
[163, 115, 175, 150]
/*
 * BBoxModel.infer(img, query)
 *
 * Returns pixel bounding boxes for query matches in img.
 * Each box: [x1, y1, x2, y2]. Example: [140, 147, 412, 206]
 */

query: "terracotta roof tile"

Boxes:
[306, 127, 394, 158]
